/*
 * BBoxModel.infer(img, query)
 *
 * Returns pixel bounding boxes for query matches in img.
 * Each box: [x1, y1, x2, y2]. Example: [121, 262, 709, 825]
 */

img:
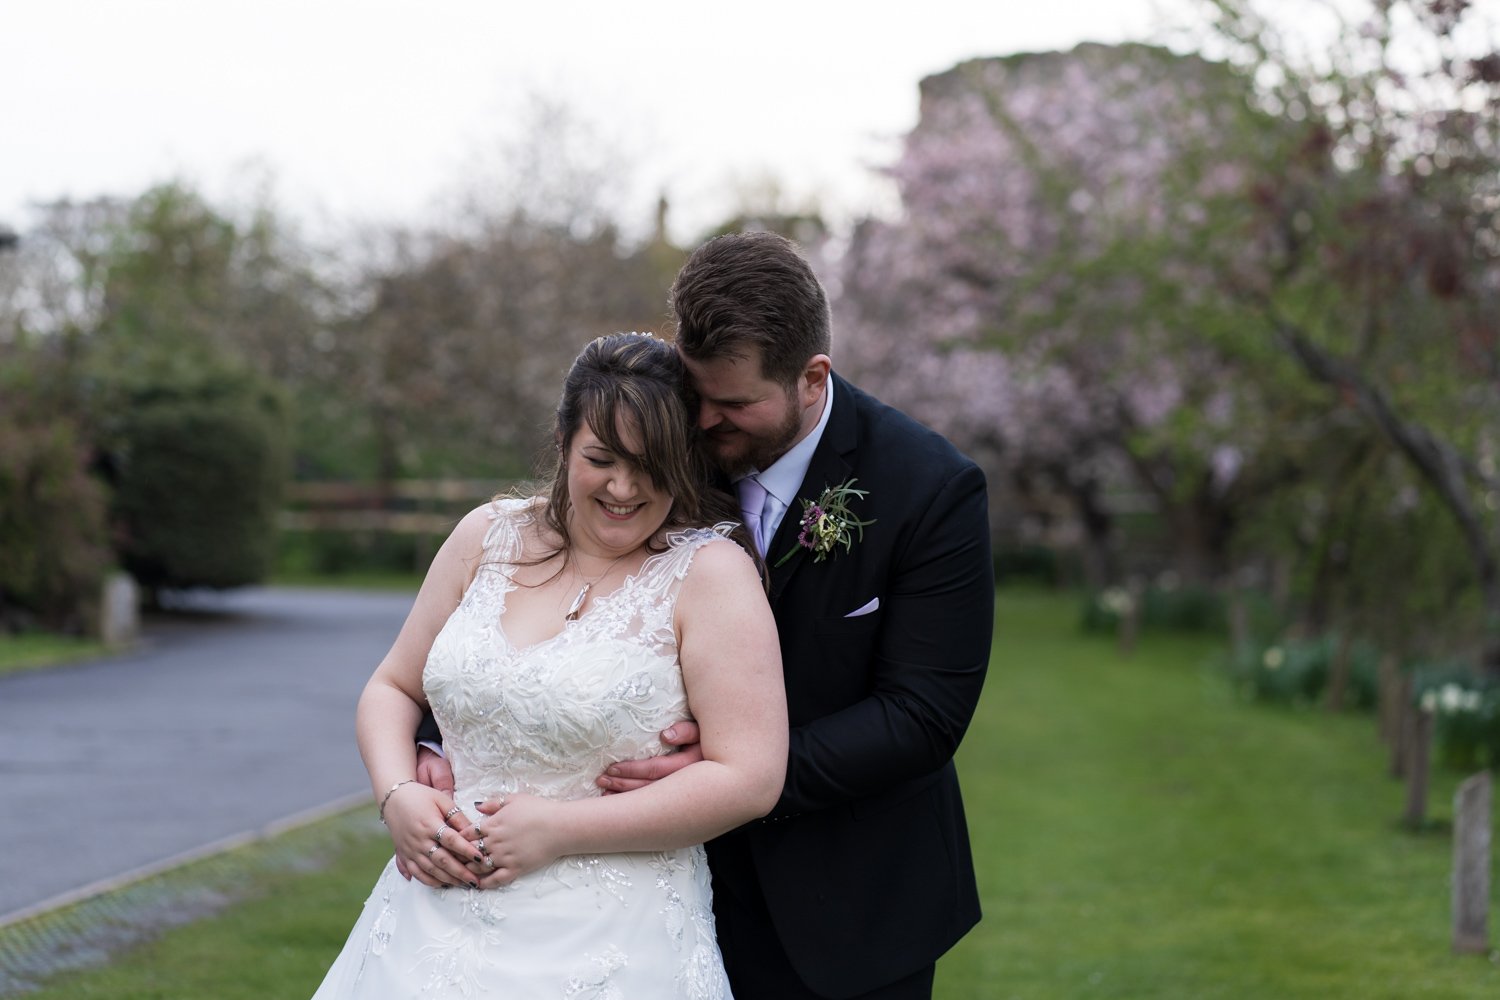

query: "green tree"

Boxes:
[0, 361, 111, 630]
[1, 182, 306, 596]
[1188, 0, 1500, 670]
[100, 364, 289, 592]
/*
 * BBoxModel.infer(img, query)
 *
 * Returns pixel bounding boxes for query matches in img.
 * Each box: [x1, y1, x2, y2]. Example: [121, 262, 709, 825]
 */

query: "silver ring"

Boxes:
[483, 856, 495, 869]
[476, 839, 488, 855]
[444, 806, 461, 821]
[426, 845, 439, 857]
[434, 826, 444, 844]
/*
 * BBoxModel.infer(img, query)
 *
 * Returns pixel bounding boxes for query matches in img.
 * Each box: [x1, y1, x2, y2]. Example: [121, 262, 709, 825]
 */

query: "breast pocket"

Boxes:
[813, 612, 882, 639]
[812, 612, 883, 672]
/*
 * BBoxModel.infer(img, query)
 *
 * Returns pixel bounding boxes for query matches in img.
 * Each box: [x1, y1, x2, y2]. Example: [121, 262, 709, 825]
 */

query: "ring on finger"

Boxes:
[476, 839, 488, 855]
[426, 845, 439, 857]
[483, 856, 495, 869]
[434, 827, 445, 844]
[444, 805, 461, 821]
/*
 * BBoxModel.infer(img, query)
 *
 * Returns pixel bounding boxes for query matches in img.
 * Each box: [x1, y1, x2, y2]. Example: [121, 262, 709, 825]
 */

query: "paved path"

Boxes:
[0, 586, 414, 922]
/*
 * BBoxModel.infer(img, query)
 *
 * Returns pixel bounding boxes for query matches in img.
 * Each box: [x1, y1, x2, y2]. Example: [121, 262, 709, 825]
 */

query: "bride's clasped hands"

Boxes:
[385, 782, 574, 891]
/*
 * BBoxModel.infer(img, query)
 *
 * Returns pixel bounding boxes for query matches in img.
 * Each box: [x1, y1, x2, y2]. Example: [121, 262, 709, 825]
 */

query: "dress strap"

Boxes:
[633, 523, 739, 595]
[480, 497, 543, 566]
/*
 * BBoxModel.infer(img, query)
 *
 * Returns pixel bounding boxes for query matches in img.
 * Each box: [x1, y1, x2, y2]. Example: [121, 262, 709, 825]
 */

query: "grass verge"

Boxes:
[0, 634, 108, 679]
[0, 809, 391, 999]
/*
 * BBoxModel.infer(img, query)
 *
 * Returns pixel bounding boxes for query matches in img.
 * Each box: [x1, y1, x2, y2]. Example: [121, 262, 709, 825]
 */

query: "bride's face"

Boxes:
[565, 417, 673, 557]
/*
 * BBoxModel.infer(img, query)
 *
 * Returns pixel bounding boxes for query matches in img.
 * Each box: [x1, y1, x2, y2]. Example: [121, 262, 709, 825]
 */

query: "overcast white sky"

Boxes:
[1, 1, 1202, 243]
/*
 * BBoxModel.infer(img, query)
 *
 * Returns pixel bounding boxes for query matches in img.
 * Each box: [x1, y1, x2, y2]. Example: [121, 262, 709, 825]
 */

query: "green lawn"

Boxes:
[4, 588, 1496, 998]
[938, 589, 1499, 998]
[0, 633, 107, 678]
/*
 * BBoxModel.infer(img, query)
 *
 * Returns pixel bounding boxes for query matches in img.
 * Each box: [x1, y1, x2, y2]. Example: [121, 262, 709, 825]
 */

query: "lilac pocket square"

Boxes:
[845, 597, 880, 618]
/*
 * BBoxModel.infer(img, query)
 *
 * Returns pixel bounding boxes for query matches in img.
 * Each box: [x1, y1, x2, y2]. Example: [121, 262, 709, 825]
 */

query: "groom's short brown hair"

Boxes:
[669, 231, 831, 387]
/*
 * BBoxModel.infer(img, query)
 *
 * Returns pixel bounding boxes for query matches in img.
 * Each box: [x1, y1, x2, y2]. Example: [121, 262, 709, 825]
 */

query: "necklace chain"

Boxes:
[563, 551, 630, 621]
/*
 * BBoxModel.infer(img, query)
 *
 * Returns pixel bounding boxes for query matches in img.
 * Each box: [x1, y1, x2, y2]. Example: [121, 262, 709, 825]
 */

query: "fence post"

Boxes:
[1402, 706, 1435, 829]
[98, 572, 139, 646]
[1453, 771, 1492, 954]
[1391, 675, 1414, 779]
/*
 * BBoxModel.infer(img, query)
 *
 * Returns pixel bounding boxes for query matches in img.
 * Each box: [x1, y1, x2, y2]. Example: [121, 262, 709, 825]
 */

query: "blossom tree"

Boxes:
[835, 43, 1283, 587]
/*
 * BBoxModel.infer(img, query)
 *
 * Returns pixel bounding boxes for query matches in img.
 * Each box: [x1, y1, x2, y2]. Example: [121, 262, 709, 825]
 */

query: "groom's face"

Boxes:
[680, 347, 820, 477]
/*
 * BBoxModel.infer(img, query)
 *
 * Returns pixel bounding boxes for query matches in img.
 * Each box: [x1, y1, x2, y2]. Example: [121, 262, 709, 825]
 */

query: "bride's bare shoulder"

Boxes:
[679, 536, 762, 597]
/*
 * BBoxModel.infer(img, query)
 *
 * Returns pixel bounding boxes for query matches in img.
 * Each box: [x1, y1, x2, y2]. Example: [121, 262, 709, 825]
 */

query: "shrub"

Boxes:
[1410, 664, 1500, 769]
[101, 366, 290, 593]
[0, 416, 112, 631]
[993, 545, 1061, 585]
[1081, 581, 1227, 635]
[1141, 582, 1225, 632]
[276, 529, 426, 576]
[1226, 633, 1380, 709]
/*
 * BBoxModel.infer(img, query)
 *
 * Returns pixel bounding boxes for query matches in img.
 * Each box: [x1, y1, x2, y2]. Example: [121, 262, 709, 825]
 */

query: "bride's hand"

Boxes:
[382, 782, 484, 889]
[468, 793, 564, 888]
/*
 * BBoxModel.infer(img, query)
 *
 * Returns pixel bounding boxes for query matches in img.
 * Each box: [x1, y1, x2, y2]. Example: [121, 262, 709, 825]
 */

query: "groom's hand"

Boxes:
[417, 744, 455, 794]
[596, 722, 703, 793]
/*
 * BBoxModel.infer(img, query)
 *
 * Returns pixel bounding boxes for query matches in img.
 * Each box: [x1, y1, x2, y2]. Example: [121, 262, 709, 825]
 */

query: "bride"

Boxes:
[312, 333, 787, 998]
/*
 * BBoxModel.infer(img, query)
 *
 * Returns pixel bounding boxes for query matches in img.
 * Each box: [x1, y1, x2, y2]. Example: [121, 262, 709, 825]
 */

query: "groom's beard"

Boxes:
[707, 394, 803, 478]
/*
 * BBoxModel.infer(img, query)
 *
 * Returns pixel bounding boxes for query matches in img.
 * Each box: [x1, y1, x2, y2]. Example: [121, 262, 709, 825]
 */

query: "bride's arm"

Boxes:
[357, 503, 493, 888]
[471, 539, 786, 883]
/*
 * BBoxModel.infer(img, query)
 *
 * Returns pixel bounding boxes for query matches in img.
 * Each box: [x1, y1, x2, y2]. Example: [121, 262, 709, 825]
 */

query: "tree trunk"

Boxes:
[1392, 674, 1415, 779]
[1377, 652, 1402, 749]
[1275, 323, 1500, 677]
[1325, 630, 1355, 713]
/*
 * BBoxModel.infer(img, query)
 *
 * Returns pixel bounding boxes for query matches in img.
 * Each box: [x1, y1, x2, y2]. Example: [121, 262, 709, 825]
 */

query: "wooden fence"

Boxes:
[279, 479, 514, 535]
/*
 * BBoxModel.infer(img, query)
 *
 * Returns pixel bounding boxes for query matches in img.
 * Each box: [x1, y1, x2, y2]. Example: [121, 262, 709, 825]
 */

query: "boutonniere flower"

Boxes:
[774, 478, 875, 568]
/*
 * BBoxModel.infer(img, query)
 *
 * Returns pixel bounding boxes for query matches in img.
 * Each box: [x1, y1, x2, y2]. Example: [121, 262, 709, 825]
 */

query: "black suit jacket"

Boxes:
[708, 374, 993, 997]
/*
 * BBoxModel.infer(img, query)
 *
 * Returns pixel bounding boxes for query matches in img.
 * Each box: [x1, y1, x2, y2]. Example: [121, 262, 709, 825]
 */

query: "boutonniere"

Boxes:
[774, 478, 875, 568]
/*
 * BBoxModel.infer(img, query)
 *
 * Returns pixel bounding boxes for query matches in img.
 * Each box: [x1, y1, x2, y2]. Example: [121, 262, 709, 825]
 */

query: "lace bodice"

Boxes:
[315, 499, 738, 998]
[423, 498, 730, 806]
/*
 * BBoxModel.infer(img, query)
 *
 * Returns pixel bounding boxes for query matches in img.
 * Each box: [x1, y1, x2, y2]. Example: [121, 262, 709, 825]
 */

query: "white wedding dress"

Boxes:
[313, 499, 734, 999]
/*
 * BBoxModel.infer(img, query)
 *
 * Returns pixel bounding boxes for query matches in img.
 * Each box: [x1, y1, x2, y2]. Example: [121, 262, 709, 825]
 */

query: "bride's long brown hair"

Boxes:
[529, 332, 755, 572]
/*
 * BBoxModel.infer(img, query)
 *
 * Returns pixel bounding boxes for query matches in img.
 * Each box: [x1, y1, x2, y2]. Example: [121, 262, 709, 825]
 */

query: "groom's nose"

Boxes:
[697, 400, 724, 430]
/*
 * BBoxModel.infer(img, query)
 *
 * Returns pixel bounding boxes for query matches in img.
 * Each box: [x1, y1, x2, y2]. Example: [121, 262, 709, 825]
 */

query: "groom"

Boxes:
[602, 231, 994, 998]
[418, 232, 992, 998]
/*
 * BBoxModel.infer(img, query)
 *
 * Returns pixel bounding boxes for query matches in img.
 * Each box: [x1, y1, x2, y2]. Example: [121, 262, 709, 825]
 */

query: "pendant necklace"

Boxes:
[564, 552, 629, 622]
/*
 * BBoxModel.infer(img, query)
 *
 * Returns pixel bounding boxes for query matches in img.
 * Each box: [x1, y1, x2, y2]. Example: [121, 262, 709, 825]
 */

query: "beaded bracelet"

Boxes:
[378, 778, 418, 824]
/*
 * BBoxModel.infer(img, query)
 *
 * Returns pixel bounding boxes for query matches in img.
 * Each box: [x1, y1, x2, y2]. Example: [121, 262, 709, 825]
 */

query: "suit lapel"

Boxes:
[767, 375, 858, 604]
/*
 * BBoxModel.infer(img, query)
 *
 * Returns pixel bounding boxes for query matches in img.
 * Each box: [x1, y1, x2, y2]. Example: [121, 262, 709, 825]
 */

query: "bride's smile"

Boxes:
[568, 419, 672, 556]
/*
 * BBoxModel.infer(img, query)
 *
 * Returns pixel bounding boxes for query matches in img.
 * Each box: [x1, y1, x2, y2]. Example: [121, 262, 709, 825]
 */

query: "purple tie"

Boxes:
[737, 477, 769, 557]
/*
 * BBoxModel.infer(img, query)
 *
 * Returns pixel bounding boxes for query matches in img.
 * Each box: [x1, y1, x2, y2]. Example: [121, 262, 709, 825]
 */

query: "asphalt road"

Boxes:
[0, 586, 415, 921]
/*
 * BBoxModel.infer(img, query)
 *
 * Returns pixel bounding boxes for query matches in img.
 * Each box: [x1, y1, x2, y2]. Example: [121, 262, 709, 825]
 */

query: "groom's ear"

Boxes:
[798, 354, 832, 404]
